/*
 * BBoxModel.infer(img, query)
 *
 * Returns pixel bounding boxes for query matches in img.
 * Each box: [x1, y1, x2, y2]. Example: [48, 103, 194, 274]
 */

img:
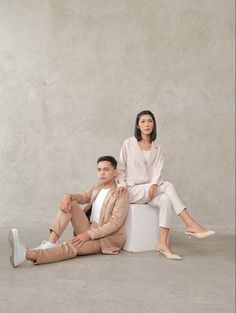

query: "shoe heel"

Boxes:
[185, 232, 192, 240]
[156, 250, 160, 256]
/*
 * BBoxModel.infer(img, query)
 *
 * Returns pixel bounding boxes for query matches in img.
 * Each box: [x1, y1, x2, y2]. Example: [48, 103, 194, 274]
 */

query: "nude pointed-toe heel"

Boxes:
[185, 230, 215, 239]
[157, 248, 182, 260]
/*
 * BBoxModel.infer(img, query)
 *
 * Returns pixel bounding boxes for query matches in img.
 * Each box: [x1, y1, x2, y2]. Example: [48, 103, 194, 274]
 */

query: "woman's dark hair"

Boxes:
[97, 156, 117, 169]
[134, 110, 157, 142]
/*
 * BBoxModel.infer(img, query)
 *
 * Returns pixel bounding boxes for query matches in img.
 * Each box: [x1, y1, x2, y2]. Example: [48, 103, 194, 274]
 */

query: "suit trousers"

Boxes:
[33, 200, 102, 264]
[128, 181, 185, 228]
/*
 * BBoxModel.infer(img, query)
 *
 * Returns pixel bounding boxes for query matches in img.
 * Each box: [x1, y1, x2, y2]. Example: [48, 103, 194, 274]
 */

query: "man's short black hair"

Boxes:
[97, 156, 117, 169]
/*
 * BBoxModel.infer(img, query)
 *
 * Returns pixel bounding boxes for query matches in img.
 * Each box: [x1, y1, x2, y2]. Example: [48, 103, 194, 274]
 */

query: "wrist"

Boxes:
[86, 232, 91, 239]
[67, 194, 73, 201]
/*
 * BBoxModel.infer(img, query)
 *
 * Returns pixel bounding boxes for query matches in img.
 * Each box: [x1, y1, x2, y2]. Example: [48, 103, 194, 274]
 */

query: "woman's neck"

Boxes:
[140, 134, 151, 143]
[139, 135, 152, 150]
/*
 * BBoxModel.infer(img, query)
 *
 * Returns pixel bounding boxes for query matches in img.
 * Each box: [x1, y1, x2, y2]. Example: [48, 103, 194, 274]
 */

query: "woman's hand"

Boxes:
[148, 184, 158, 200]
[113, 187, 127, 197]
[60, 194, 71, 213]
[70, 233, 91, 248]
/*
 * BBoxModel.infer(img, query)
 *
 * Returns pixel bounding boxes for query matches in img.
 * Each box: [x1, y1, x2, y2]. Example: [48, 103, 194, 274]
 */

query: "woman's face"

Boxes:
[138, 114, 154, 137]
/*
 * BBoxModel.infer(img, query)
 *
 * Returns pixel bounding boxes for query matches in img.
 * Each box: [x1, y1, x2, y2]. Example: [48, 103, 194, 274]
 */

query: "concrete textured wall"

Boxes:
[0, 0, 234, 231]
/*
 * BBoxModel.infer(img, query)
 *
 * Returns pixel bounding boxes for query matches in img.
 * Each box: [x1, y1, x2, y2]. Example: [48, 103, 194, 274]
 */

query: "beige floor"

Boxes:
[0, 226, 235, 313]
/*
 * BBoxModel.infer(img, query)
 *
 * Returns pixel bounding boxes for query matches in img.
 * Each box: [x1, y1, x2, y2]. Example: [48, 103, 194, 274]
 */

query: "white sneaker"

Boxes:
[8, 228, 27, 268]
[35, 240, 58, 250]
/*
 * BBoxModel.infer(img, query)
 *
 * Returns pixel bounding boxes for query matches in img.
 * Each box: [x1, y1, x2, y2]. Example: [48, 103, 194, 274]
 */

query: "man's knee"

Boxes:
[59, 200, 82, 215]
[70, 200, 84, 212]
[70, 200, 79, 209]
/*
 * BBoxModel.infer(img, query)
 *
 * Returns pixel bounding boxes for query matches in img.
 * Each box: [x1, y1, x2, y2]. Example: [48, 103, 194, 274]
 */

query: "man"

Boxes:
[8, 156, 129, 267]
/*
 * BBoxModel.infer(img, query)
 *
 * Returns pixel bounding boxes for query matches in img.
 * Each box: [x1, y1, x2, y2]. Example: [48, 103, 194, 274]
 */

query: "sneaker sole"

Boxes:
[8, 228, 18, 267]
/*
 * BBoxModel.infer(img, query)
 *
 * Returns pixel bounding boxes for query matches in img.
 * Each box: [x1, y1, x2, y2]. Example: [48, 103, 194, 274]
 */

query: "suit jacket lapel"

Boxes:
[83, 184, 103, 214]
[133, 137, 147, 168]
[99, 183, 117, 224]
[147, 140, 159, 170]
[90, 184, 103, 204]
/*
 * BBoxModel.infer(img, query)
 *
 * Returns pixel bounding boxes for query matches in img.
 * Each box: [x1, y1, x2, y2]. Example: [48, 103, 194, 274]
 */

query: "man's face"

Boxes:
[97, 161, 117, 185]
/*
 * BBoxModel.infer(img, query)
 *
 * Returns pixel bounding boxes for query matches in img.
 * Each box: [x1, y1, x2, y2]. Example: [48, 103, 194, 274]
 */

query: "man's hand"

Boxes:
[113, 187, 127, 197]
[60, 194, 71, 213]
[70, 233, 91, 248]
[148, 184, 158, 200]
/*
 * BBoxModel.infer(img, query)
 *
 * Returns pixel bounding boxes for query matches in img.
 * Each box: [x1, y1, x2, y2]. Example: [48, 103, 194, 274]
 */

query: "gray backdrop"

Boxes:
[0, 0, 234, 231]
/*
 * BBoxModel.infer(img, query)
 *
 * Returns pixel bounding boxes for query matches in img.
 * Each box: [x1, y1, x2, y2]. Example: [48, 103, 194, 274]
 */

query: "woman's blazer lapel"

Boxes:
[147, 140, 159, 170]
[132, 137, 146, 168]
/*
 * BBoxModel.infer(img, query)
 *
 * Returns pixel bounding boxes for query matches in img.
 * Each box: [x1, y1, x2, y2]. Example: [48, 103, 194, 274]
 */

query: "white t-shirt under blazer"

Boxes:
[142, 149, 151, 166]
[90, 188, 110, 223]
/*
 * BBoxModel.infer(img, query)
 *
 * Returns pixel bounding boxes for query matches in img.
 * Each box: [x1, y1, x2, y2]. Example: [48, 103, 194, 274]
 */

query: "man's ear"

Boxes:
[114, 169, 118, 177]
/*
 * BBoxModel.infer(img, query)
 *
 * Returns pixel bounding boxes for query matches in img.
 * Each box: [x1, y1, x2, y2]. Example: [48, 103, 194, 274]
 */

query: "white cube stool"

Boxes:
[123, 204, 159, 252]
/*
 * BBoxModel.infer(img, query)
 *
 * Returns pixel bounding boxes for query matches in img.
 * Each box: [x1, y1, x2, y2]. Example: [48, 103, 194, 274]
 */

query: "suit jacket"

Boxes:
[117, 137, 164, 187]
[70, 183, 129, 255]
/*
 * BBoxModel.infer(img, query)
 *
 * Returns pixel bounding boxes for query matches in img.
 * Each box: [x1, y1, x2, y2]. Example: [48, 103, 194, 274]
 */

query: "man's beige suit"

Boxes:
[34, 183, 129, 264]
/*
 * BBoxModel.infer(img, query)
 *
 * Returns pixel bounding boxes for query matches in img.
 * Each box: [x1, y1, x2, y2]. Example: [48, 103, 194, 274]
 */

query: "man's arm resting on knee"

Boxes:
[69, 188, 94, 204]
[60, 188, 94, 213]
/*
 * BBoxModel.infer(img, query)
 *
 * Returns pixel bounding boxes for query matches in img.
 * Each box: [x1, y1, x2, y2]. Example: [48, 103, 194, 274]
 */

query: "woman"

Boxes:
[116, 110, 215, 260]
